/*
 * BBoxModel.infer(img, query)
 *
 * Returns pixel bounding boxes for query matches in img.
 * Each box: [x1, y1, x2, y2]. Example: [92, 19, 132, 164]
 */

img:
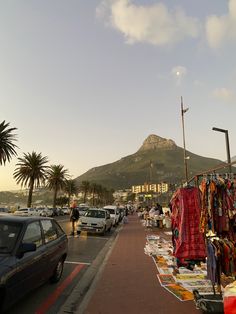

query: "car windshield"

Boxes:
[106, 208, 115, 214]
[78, 207, 88, 211]
[0, 221, 22, 253]
[85, 210, 105, 218]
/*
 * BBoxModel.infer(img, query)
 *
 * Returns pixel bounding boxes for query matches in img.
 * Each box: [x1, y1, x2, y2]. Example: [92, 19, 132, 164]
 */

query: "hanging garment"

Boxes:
[206, 240, 217, 284]
[171, 187, 206, 265]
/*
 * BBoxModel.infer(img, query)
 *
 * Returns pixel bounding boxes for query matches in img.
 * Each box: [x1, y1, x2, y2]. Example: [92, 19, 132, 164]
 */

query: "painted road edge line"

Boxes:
[35, 264, 84, 314]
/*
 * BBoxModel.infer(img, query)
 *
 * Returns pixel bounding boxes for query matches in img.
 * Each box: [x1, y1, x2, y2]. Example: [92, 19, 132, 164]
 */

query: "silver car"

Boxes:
[77, 208, 112, 235]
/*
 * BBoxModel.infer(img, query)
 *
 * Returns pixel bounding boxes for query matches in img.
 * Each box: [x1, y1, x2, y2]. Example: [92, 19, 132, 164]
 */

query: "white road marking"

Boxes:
[68, 235, 110, 240]
[65, 261, 91, 265]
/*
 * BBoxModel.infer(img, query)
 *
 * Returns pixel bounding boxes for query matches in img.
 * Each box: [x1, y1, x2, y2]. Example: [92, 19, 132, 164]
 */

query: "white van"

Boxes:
[103, 205, 119, 226]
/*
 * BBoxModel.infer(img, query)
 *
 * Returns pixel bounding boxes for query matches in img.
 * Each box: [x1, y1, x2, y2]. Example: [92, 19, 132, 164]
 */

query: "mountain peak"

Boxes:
[138, 134, 176, 152]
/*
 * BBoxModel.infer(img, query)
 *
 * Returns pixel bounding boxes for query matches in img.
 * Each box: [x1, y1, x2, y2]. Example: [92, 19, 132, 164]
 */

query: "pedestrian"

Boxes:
[125, 205, 129, 216]
[70, 202, 79, 236]
[155, 203, 163, 215]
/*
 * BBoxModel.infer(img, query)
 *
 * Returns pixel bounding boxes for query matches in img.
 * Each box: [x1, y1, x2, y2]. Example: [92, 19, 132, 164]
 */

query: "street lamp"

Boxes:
[212, 127, 231, 173]
[181, 96, 189, 182]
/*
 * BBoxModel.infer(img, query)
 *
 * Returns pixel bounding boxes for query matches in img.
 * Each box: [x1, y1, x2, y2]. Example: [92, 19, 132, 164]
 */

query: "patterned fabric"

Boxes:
[171, 187, 206, 265]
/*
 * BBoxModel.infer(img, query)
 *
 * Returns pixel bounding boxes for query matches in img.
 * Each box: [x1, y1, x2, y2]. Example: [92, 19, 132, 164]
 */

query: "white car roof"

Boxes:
[103, 205, 117, 209]
[88, 208, 106, 211]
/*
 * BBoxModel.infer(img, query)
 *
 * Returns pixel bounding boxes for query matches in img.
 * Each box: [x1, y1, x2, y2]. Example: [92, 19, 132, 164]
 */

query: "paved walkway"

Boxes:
[79, 214, 199, 314]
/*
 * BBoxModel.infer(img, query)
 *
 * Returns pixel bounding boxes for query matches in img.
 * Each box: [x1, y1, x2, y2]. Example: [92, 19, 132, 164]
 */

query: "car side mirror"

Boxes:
[17, 242, 37, 258]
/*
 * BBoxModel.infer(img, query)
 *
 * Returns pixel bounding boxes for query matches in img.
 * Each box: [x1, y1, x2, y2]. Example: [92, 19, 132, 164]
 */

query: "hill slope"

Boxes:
[75, 134, 225, 189]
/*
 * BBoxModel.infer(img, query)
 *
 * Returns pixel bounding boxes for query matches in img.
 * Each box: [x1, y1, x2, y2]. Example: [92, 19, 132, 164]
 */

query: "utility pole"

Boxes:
[181, 96, 189, 183]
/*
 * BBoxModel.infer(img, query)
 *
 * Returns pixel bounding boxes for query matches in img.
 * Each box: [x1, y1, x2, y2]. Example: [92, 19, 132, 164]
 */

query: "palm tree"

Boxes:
[80, 181, 90, 204]
[64, 179, 78, 207]
[46, 164, 69, 208]
[0, 120, 18, 165]
[13, 151, 49, 207]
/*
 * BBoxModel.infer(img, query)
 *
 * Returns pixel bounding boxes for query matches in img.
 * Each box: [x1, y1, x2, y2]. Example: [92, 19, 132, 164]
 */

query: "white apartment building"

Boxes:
[132, 182, 168, 194]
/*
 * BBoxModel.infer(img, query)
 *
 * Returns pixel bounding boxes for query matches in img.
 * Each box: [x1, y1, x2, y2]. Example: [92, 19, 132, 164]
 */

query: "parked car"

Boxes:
[0, 208, 10, 214]
[61, 207, 70, 215]
[77, 206, 89, 217]
[14, 208, 41, 216]
[103, 205, 120, 226]
[0, 208, 11, 217]
[77, 208, 112, 235]
[39, 207, 54, 217]
[0, 215, 68, 313]
[51, 208, 60, 216]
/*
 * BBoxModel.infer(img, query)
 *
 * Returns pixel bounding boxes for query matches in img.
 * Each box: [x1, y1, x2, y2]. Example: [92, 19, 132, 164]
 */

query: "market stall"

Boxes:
[170, 161, 236, 312]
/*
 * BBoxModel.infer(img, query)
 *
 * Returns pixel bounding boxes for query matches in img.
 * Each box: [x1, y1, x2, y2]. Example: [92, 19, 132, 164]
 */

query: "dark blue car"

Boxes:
[0, 215, 68, 313]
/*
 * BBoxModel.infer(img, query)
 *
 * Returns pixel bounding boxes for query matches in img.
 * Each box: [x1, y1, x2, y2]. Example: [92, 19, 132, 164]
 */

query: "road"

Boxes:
[6, 215, 120, 314]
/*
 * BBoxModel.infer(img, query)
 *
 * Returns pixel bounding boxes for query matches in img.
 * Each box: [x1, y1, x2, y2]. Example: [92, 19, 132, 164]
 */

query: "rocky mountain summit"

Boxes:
[76, 134, 224, 189]
[138, 134, 176, 152]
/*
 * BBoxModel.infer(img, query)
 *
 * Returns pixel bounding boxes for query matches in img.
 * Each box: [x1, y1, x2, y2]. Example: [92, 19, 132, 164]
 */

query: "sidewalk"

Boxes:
[77, 214, 199, 314]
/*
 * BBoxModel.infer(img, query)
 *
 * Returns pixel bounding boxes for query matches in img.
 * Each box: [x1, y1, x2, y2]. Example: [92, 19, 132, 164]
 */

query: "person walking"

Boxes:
[70, 201, 79, 236]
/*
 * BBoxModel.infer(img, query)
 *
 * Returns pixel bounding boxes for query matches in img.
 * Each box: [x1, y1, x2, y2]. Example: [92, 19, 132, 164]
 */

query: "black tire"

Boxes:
[50, 258, 64, 283]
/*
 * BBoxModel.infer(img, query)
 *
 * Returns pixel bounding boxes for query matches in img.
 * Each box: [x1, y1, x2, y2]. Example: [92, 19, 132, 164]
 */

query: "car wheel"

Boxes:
[50, 258, 64, 283]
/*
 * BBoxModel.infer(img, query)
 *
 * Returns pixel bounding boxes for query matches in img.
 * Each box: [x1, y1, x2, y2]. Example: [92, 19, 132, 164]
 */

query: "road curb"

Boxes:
[59, 225, 122, 314]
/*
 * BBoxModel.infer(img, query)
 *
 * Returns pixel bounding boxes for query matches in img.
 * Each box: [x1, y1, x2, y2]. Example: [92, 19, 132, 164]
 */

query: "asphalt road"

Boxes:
[6, 215, 119, 314]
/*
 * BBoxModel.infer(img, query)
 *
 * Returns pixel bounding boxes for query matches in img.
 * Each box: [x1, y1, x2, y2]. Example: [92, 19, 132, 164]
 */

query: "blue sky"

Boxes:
[1, 0, 236, 191]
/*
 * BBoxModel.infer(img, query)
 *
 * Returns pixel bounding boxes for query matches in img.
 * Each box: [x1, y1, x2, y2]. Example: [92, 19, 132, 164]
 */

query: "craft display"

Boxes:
[144, 234, 215, 302]
[142, 172, 236, 306]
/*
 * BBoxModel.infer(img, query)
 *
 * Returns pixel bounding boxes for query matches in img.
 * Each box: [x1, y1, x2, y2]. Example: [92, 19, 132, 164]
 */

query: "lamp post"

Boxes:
[212, 127, 231, 173]
[181, 96, 189, 183]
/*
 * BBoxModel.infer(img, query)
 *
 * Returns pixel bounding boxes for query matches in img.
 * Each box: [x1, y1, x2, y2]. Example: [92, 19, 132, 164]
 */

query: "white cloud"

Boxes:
[206, 0, 236, 49]
[96, 0, 200, 46]
[212, 87, 235, 103]
[171, 66, 187, 85]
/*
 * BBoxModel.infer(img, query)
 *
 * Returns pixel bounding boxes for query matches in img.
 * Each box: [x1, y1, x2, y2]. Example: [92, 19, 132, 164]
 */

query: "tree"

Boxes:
[80, 181, 90, 204]
[0, 120, 18, 165]
[56, 196, 69, 207]
[13, 151, 49, 207]
[46, 164, 69, 208]
[64, 179, 78, 207]
[90, 182, 100, 206]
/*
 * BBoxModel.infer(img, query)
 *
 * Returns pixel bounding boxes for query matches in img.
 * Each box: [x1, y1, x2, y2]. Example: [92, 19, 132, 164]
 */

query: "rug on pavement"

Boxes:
[157, 274, 176, 286]
[144, 234, 217, 301]
[163, 284, 194, 301]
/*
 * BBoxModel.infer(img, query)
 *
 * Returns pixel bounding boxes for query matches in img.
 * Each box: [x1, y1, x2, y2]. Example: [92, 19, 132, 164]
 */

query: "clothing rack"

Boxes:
[187, 160, 236, 186]
[191, 164, 236, 295]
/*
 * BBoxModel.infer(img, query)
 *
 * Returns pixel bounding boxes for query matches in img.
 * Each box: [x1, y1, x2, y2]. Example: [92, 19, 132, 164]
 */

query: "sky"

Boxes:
[1, 0, 236, 191]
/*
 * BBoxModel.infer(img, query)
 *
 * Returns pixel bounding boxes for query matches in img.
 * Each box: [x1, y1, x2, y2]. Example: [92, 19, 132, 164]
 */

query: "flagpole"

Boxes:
[181, 96, 189, 183]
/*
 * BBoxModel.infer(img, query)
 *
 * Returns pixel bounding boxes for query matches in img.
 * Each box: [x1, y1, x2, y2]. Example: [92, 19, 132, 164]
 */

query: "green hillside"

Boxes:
[75, 134, 226, 190]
